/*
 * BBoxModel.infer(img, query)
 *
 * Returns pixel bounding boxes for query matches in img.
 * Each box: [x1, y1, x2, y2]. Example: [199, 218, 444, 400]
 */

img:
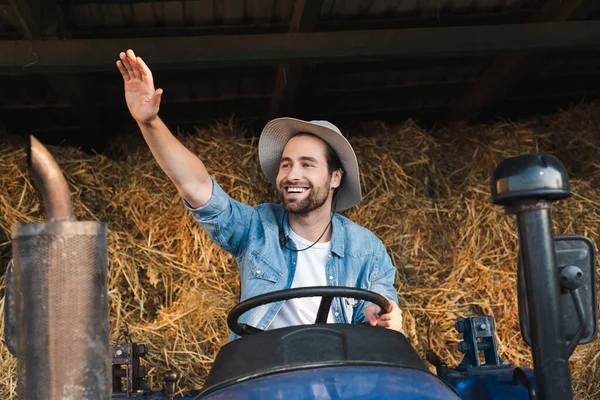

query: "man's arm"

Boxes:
[354, 242, 404, 333]
[116, 49, 254, 257]
[116, 49, 211, 208]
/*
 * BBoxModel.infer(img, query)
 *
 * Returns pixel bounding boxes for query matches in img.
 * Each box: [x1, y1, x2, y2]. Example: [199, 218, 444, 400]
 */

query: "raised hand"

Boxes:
[116, 49, 163, 125]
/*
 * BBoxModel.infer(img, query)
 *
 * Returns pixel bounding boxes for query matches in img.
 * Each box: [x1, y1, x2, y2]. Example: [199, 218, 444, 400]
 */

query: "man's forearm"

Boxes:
[138, 116, 213, 208]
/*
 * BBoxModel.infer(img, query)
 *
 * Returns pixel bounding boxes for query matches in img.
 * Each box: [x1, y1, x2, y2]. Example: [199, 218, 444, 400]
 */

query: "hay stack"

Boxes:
[1, 104, 600, 399]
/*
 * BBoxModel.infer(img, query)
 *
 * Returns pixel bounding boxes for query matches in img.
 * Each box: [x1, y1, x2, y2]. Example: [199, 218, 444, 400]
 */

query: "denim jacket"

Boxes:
[183, 176, 398, 342]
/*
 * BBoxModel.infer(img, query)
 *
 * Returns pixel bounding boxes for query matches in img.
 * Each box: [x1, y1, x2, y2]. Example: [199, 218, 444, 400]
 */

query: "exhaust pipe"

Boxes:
[5, 136, 110, 399]
[27, 135, 75, 222]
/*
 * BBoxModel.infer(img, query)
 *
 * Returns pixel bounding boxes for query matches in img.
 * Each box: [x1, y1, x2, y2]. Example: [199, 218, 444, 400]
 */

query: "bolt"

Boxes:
[137, 344, 147, 357]
[480, 323, 487, 330]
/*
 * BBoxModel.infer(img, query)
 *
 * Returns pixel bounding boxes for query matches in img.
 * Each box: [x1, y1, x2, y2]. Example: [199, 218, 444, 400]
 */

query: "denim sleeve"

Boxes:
[182, 175, 254, 258]
[353, 240, 399, 324]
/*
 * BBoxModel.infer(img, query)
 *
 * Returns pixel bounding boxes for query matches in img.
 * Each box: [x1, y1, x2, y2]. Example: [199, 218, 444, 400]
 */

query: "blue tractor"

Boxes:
[4, 137, 598, 400]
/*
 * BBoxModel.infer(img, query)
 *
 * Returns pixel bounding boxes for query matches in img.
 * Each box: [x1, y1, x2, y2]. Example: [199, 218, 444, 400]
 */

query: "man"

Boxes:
[116, 49, 403, 341]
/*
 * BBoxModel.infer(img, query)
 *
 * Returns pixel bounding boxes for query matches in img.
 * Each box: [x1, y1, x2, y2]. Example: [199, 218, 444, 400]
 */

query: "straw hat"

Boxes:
[258, 117, 362, 211]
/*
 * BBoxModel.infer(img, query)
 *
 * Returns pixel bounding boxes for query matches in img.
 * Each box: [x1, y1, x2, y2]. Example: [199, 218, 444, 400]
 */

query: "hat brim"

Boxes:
[258, 117, 361, 212]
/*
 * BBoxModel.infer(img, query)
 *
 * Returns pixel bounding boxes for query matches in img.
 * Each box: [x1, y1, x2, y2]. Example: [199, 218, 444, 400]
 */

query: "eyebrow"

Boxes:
[280, 156, 319, 163]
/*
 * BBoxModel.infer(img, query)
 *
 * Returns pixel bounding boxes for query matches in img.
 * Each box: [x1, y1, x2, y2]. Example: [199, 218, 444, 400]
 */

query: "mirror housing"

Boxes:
[518, 235, 598, 347]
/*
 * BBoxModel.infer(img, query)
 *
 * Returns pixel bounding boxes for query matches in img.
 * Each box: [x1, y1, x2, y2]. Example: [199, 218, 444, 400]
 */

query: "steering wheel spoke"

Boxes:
[315, 296, 334, 323]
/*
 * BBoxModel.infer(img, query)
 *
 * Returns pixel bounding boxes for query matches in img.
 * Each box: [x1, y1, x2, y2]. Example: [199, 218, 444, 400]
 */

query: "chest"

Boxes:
[289, 246, 331, 288]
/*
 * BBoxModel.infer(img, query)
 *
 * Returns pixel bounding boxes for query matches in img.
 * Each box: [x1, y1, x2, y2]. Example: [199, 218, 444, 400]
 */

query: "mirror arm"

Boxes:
[566, 288, 587, 357]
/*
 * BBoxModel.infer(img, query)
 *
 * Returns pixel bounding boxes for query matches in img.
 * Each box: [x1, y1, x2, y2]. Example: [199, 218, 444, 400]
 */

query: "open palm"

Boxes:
[116, 49, 163, 124]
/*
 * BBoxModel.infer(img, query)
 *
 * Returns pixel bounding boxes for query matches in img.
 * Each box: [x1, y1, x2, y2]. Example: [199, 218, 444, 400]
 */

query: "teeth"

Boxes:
[287, 187, 306, 193]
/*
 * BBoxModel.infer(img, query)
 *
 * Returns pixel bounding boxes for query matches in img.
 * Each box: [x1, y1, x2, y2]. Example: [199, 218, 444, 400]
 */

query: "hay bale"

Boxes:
[1, 106, 600, 399]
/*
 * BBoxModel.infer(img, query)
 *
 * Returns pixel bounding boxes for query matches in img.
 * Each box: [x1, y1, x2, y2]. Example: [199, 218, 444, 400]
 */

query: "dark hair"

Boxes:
[292, 132, 343, 175]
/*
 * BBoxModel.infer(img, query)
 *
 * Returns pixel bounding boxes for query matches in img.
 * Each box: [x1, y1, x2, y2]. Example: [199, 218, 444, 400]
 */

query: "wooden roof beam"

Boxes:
[447, 0, 599, 122]
[268, 0, 324, 119]
[2, 21, 600, 74]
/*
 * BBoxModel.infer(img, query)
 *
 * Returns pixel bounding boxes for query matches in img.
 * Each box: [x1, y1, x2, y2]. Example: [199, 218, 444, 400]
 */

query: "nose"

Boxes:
[287, 164, 302, 181]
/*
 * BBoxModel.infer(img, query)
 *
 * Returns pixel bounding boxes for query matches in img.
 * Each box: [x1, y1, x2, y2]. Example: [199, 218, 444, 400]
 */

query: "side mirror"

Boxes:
[518, 235, 598, 350]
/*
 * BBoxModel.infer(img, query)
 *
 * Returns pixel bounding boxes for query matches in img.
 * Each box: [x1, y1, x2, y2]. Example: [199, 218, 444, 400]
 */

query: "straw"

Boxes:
[1, 105, 600, 398]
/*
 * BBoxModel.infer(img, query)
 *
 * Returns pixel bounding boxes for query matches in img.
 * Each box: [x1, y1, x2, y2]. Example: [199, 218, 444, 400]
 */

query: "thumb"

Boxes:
[152, 88, 163, 108]
[365, 304, 381, 326]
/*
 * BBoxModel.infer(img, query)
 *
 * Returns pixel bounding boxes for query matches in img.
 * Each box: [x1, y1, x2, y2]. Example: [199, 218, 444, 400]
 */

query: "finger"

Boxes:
[126, 49, 137, 60]
[371, 304, 382, 315]
[365, 311, 376, 326]
[376, 320, 392, 328]
[370, 305, 382, 325]
[120, 51, 134, 75]
[364, 307, 378, 326]
[131, 59, 142, 80]
[383, 302, 401, 319]
[379, 313, 393, 321]
[136, 57, 152, 78]
[385, 299, 397, 313]
[151, 88, 163, 108]
[137, 57, 154, 85]
[125, 50, 142, 80]
[116, 60, 130, 81]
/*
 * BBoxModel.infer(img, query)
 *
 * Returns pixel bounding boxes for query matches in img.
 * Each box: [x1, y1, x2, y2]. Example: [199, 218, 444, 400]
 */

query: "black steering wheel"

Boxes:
[227, 286, 393, 336]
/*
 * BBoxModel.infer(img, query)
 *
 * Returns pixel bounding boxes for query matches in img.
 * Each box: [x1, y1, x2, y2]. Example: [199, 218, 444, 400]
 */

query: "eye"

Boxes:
[302, 163, 314, 168]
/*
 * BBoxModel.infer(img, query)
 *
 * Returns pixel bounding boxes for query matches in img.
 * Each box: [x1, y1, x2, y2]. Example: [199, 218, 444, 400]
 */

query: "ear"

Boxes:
[330, 169, 343, 190]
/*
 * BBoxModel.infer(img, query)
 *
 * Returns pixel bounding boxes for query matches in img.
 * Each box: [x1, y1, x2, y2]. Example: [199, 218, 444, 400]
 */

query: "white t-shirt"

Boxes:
[267, 229, 335, 330]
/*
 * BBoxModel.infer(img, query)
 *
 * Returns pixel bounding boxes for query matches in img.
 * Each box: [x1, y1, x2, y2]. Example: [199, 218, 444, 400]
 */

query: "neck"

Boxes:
[287, 203, 333, 243]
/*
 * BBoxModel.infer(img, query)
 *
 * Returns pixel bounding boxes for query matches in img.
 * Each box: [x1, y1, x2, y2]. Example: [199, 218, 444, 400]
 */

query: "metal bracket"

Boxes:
[111, 342, 152, 397]
[455, 316, 509, 371]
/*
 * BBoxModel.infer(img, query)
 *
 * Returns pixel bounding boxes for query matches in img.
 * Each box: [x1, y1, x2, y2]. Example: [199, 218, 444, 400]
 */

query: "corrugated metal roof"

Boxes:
[1, 0, 600, 149]
[62, 0, 542, 28]
[66, 1, 294, 30]
[1, 0, 545, 39]
[322, 0, 537, 18]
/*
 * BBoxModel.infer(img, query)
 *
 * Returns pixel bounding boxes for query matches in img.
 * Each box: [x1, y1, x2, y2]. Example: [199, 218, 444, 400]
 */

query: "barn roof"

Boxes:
[1, 0, 599, 149]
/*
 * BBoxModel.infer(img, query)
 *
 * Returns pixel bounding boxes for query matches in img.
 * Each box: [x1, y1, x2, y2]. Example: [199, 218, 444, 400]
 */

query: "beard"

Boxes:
[280, 177, 331, 216]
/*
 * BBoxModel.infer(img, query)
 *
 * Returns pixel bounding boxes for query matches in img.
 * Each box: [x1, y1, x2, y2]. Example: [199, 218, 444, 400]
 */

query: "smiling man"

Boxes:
[116, 49, 403, 341]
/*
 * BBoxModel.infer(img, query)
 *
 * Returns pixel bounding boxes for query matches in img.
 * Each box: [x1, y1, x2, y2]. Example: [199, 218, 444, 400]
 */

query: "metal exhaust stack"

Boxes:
[5, 136, 110, 399]
[27, 135, 76, 222]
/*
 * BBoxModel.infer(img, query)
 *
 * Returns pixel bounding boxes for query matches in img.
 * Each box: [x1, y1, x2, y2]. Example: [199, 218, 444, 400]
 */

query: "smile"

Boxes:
[287, 187, 308, 193]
